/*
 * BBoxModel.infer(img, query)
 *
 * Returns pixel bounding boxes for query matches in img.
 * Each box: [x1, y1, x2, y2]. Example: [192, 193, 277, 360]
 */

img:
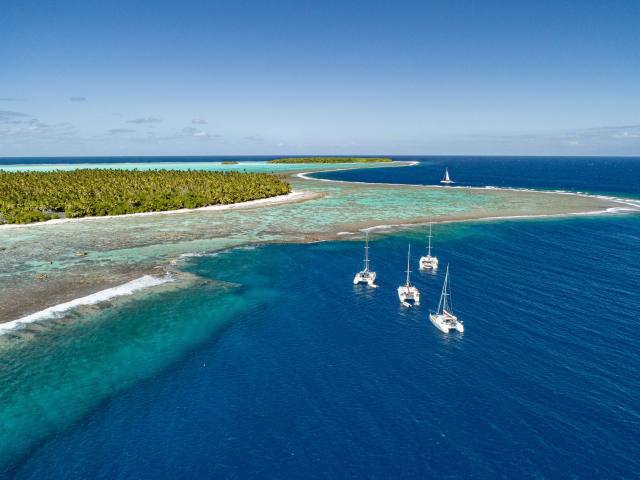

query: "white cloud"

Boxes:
[242, 135, 265, 143]
[182, 127, 209, 137]
[108, 128, 136, 134]
[126, 116, 162, 124]
[0, 111, 76, 138]
[0, 110, 30, 122]
[611, 130, 640, 139]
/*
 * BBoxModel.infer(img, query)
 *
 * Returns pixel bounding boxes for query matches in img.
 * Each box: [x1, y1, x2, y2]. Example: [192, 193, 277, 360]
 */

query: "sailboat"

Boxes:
[419, 223, 439, 270]
[353, 231, 377, 287]
[397, 244, 420, 306]
[429, 265, 464, 333]
[440, 167, 453, 184]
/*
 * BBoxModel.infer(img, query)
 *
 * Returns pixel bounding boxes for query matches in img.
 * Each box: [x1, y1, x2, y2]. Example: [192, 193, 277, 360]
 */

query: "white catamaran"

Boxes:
[419, 223, 439, 271]
[397, 244, 420, 306]
[353, 231, 377, 287]
[429, 265, 464, 333]
[440, 167, 453, 184]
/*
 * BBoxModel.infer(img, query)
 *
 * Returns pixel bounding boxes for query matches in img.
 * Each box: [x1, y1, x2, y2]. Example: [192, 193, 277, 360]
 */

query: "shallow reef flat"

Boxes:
[0, 162, 626, 322]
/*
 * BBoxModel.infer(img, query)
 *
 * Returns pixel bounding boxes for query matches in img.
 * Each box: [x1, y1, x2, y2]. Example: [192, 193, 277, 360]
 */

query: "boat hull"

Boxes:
[429, 313, 463, 333]
[419, 255, 439, 270]
[354, 271, 376, 286]
[397, 286, 420, 305]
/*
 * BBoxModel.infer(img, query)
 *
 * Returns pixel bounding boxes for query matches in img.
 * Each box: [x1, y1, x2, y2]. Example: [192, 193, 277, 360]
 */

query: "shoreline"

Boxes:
[0, 190, 319, 230]
[1, 161, 638, 326]
[0, 161, 412, 229]
[3, 204, 637, 329]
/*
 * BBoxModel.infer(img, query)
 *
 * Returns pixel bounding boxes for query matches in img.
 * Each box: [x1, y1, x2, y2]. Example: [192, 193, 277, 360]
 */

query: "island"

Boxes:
[1, 159, 628, 326]
[267, 157, 393, 164]
[0, 169, 290, 224]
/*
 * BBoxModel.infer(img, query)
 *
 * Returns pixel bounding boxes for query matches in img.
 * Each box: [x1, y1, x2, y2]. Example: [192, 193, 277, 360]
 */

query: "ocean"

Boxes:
[1, 157, 639, 479]
[315, 155, 640, 197]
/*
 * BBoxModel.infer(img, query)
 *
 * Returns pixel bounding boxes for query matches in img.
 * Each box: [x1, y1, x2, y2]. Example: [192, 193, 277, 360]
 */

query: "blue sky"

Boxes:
[1, 0, 639, 156]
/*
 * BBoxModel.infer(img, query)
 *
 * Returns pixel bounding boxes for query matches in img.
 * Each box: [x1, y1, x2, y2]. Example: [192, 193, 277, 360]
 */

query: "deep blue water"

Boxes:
[3, 158, 640, 479]
[315, 156, 640, 197]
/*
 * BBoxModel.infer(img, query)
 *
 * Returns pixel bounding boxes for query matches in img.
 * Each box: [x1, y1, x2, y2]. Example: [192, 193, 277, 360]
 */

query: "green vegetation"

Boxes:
[221, 161, 239, 164]
[0, 169, 290, 224]
[267, 157, 393, 164]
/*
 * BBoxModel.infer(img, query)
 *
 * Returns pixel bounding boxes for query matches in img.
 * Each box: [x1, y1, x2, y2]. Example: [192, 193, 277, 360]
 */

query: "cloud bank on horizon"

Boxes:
[1, 0, 639, 156]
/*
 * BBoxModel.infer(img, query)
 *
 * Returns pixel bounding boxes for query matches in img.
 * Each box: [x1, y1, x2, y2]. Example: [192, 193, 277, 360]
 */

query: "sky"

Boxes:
[1, 0, 639, 157]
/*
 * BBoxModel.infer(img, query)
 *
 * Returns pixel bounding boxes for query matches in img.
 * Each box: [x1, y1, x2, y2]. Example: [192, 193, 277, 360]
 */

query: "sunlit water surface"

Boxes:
[1, 157, 639, 478]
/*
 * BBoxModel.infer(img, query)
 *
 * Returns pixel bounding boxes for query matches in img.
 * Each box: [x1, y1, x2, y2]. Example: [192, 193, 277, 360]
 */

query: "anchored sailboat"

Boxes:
[353, 231, 377, 287]
[429, 265, 463, 333]
[397, 244, 420, 306]
[419, 223, 439, 270]
[440, 167, 453, 184]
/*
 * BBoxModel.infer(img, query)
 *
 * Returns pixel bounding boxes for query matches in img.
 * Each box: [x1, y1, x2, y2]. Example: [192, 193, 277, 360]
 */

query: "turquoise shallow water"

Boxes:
[0, 275, 250, 467]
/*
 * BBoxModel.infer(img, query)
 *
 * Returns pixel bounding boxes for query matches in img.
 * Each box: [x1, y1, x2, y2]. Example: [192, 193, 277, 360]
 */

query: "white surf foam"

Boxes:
[178, 252, 221, 259]
[0, 273, 174, 335]
[362, 224, 398, 232]
[357, 205, 639, 234]
[177, 244, 261, 262]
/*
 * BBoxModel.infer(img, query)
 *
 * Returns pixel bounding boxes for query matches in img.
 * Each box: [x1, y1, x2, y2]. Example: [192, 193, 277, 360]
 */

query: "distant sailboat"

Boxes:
[440, 167, 453, 184]
[429, 265, 463, 333]
[419, 223, 439, 271]
[353, 231, 377, 287]
[397, 244, 420, 306]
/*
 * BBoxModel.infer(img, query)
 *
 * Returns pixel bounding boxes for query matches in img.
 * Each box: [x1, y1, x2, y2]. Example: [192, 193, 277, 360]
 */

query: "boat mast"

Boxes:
[437, 265, 449, 314]
[427, 223, 432, 256]
[444, 168, 450, 182]
[363, 231, 370, 272]
[442, 265, 452, 313]
[405, 243, 412, 287]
